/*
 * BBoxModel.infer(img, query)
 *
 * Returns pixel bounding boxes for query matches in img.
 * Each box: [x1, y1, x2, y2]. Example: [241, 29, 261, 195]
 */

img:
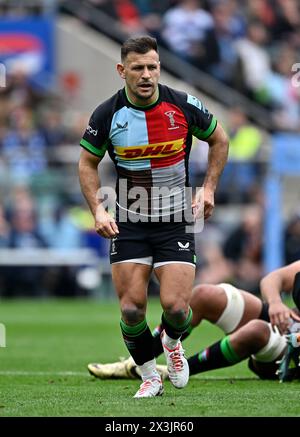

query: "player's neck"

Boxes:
[125, 86, 159, 108]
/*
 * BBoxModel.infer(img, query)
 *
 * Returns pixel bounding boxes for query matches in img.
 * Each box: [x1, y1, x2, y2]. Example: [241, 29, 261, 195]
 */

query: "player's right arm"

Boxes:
[78, 102, 119, 239]
[260, 261, 300, 333]
[78, 149, 119, 239]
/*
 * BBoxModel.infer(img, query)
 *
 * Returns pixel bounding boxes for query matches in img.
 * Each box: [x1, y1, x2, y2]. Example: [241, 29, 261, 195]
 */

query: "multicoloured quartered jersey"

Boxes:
[80, 84, 217, 218]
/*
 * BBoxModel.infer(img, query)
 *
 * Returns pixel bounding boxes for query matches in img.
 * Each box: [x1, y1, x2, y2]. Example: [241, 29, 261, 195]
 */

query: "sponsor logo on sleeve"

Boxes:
[86, 125, 98, 136]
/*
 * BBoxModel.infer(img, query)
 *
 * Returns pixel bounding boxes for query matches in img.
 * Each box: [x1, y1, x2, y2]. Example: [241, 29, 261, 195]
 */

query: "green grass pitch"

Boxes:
[0, 297, 299, 417]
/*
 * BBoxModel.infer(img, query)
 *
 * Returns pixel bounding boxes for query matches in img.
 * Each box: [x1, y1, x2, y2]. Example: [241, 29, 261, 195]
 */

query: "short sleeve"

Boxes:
[186, 94, 217, 140]
[80, 108, 110, 158]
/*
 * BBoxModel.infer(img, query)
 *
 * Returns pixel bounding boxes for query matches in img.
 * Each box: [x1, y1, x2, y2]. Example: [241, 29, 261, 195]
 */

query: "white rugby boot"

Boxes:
[161, 330, 189, 388]
[133, 375, 164, 398]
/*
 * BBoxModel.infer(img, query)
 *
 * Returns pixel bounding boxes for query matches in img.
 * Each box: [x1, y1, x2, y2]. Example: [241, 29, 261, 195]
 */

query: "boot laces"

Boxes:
[169, 348, 184, 372]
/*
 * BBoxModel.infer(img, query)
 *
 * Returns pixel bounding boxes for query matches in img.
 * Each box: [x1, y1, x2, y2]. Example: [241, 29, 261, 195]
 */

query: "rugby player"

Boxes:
[88, 261, 300, 383]
[79, 35, 229, 397]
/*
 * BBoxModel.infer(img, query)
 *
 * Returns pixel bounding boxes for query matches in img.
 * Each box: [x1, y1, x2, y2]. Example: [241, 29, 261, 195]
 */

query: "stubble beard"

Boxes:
[136, 89, 155, 101]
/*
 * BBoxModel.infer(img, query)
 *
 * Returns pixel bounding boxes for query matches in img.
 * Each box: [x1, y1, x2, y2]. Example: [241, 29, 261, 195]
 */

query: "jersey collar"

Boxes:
[124, 85, 160, 110]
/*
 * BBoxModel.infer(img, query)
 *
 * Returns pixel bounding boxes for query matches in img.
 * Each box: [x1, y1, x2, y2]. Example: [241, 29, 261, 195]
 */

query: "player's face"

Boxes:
[117, 50, 160, 106]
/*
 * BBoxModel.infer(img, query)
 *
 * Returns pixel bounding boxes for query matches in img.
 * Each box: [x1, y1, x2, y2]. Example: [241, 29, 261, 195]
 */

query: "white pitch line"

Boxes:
[0, 371, 257, 380]
[0, 371, 88, 376]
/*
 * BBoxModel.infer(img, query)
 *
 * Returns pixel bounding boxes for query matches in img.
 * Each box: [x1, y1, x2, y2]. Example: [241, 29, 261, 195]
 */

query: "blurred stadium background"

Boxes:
[0, 0, 299, 300]
[0, 0, 300, 418]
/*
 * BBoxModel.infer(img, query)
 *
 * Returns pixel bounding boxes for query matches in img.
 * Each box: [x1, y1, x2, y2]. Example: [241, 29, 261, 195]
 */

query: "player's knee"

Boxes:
[121, 305, 146, 324]
[190, 284, 211, 307]
[242, 320, 270, 349]
[188, 285, 213, 328]
[252, 323, 287, 363]
[163, 308, 187, 325]
[162, 295, 188, 310]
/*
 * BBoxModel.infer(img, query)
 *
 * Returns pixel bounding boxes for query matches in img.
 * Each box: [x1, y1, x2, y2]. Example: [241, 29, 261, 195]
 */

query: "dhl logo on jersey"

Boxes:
[115, 138, 184, 160]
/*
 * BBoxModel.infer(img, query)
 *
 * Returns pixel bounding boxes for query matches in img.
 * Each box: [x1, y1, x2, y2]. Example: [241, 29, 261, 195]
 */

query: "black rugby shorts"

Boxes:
[110, 217, 196, 266]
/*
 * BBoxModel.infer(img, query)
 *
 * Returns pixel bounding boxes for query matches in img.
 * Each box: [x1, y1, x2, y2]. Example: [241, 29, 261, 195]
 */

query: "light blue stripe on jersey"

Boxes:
[109, 107, 149, 147]
[187, 94, 203, 111]
[117, 158, 151, 170]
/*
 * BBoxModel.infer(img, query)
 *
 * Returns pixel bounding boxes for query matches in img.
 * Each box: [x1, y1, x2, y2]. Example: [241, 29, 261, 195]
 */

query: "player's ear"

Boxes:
[117, 63, 126, 79]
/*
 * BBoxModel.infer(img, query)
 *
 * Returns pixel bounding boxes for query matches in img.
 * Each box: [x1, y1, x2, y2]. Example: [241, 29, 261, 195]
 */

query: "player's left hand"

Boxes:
[192, 188, 203, 220]
[203, 187, 215, 220]
[193, 187, 215, 220]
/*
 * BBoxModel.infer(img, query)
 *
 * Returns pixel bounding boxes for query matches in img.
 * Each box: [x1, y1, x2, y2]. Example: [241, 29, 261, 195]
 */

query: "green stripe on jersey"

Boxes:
[191, 117, 217, 140]
[80, 138, 108, 157]
[125, 86, 159, 108]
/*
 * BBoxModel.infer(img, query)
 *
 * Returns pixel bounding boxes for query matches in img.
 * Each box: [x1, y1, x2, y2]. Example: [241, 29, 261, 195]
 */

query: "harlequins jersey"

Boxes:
[80, 84, 217, 218]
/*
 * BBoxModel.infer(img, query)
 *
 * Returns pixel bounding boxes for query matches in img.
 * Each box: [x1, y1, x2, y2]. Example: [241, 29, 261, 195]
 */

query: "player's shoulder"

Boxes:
[159, 84, 204, 111]
[90, 89, 125, 122]
[159, 83, 187, 104]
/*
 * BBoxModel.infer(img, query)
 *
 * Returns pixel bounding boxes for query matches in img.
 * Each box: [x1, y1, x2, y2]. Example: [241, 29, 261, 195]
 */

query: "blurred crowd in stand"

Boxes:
[0, 0, 299, 296]
[0, 68, 297, 298]
[0, 68, 110, 297]
[0, 0, 55, 16]
[79, 0, 300, 295]
[86, 0, 300, 132]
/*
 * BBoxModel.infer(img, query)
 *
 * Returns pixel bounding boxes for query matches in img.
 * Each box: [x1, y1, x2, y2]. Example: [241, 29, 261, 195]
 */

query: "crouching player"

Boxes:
[88, 262, 300, 382]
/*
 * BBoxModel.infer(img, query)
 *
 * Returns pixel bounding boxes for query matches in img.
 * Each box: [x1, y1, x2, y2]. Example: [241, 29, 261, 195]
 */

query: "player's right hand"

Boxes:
[269, 301, 300, 334]
[95, 206, 119, 239]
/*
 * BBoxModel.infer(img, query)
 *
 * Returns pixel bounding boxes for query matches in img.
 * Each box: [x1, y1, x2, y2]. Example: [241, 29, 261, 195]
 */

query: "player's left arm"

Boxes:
[182, 92, 228, 219]
[198, 123, 229, 220]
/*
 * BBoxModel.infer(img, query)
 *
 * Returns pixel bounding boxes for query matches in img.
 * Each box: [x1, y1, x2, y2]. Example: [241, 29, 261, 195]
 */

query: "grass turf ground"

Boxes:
[0, 297, 299, 417]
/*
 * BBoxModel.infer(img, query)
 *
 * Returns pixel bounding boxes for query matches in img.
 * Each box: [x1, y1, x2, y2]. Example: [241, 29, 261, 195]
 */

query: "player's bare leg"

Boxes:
[155, 263, 194, 388]
[190, 284, 264, 330]
[112, 262, 163, 397]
